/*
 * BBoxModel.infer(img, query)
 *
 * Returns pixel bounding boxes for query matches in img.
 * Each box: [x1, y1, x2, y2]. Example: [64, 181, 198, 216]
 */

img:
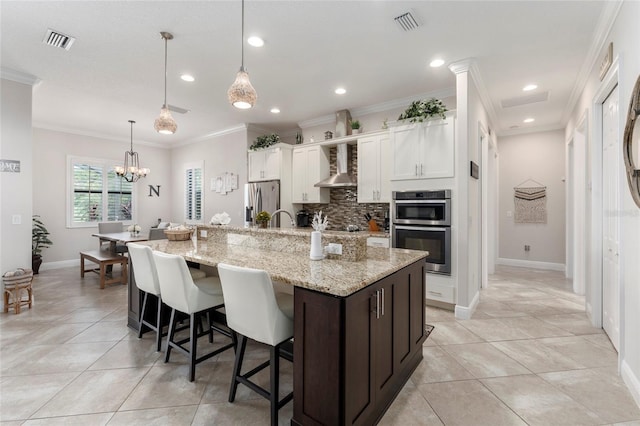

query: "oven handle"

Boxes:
[393, 199, 449, 204]
[393, 225, 449, 232]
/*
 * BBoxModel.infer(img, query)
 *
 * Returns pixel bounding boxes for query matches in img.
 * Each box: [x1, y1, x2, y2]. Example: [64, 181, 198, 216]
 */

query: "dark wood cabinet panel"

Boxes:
[293, 259, 426, 426]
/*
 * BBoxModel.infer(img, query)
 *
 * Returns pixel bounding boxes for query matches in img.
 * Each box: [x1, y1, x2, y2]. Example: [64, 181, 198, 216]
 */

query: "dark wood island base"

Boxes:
[292, 259, 426, 426]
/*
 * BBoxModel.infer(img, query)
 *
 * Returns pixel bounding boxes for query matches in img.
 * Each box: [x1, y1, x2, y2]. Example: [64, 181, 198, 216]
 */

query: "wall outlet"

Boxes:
[12, 214, 21, 225]
[200, 230, 208, 238]
[524, 245, 530, 252]
[326, 243, 343, 255]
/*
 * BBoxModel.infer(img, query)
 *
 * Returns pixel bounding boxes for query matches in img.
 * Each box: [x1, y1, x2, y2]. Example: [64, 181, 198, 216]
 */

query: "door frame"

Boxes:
[566, 112, 588, 293]
[590, 56, 623, 363]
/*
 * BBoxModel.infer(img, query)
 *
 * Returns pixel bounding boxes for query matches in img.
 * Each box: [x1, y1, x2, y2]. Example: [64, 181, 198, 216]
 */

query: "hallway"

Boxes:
[0, 265, 639, 425]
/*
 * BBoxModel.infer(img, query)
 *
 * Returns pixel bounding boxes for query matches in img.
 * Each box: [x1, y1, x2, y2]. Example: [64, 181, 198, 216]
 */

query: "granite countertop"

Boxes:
[139, 238, 426, 297]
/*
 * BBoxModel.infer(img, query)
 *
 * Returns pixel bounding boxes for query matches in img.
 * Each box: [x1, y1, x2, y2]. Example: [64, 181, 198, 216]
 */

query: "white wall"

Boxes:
[170, 128, 249, 226]
[32, 128, 172, 266]
[0, 78, 33, 276]
[565, 0, 640, 406]
[497, 130, 566, 267]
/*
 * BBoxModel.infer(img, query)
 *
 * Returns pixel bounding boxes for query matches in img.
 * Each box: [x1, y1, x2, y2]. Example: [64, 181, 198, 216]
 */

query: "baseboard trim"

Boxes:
[40, 259, 79, 271]
[496, 257, 566, 272]
[454, 291, 479, 320]
[621, 360, 640, 408]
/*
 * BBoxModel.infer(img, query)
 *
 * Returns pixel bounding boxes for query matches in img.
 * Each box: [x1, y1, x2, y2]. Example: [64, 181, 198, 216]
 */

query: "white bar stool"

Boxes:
[153, 251, 234, 382]
[217, 263, 294, 426]
[128, 243, 165, 351]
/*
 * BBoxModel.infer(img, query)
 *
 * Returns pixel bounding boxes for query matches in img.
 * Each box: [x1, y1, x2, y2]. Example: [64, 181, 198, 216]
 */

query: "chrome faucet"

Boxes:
[270, 209, 296, 227]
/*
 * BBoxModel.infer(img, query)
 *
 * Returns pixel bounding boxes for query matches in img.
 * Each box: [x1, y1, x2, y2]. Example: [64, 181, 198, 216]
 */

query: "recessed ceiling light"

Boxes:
[523, 84, 538, 91]
[523, 118, 535, 123]
[270, 107, 280, 114]
[335, 88, 346, 95]
[180, 74, 195, 82]
[430, 59, 445, 68]
[247, 36, 264, 47]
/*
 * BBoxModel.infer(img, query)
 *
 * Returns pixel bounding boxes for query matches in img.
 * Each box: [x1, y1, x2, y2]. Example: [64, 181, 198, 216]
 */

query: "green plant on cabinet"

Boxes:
[250, 133, 280, 151]
[398, 98, 448, 123]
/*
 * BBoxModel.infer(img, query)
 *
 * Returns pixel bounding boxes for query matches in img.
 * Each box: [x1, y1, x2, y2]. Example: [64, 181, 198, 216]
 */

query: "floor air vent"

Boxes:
[43, 29, 75, 51]
[394, 11, 421, 32]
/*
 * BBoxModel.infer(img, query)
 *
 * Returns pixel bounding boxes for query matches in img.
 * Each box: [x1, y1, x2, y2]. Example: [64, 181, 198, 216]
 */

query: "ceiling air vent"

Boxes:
[167, 104, 190, 114]
[42, 29, 75, 51]
[394, 10, 421, 32]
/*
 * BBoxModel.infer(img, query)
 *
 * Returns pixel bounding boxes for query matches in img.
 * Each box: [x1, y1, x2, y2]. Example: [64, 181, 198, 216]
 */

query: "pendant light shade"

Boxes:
[115, 120, 150, 183]
[154, 32, 177, 134]
[227, 0, 257, 109]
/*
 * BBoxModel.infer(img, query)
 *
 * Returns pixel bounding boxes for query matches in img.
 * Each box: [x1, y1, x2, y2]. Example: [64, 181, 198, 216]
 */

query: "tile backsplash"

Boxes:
[302, 145, 389, 232]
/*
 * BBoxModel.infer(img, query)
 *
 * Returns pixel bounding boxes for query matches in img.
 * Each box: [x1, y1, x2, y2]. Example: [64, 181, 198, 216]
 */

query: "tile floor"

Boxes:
[1, 265, 639, 425]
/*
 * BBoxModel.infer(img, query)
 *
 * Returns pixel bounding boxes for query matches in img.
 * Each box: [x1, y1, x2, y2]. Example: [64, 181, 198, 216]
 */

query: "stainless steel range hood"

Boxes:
[314, 144, 357, 188]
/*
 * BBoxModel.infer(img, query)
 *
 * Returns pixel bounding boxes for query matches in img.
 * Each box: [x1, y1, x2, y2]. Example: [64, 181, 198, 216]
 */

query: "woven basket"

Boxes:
[164, 229, 194, 241]
[3, 268, 34, 287]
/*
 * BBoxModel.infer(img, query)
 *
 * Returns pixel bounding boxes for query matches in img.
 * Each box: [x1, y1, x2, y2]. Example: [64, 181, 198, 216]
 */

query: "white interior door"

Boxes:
[602, 84, 620, 351]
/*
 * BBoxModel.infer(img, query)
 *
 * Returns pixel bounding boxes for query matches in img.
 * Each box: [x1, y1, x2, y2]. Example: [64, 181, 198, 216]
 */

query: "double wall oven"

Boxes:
[391, 190, 452, 275]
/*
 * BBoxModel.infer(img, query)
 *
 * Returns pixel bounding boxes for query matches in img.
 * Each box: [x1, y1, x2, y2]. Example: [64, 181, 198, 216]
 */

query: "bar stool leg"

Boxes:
[155, 296, 163, 352]
[189, 313, 197, 382]
[165, 308, 177, 363]
[138, 292, 149, 338]
[270, 344, 280, 426]
[229, 334, 248, 402]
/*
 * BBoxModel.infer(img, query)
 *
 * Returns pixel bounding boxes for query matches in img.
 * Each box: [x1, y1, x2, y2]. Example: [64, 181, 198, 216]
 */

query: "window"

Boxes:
[185, 162, 203, 223]
[68, 156, 135, 227]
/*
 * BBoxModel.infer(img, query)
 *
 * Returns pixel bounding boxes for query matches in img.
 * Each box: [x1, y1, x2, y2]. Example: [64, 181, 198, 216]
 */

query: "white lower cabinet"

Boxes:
[292, 145, 330, 203]
[357, 133, 391, 203]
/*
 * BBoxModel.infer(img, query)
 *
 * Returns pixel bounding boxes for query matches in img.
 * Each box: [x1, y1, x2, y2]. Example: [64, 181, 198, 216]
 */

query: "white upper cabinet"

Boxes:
[390, 115, 455, 181]
[357, 133, 391, 203]
[248, 145, 283, 182]
[292, 145, 330, 203]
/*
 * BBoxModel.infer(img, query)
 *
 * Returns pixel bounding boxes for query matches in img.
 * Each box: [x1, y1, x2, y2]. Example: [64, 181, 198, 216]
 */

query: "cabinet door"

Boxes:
[373, 277, 395, 399]
[378, 135, 391, 202]
[419, 117, 454, 178]
[263, 148, 281, 180]
[390, 125, 421, 181]
[357, 137, 379, 203]
[291, 148, 307, 203]
[344, 285, 377, 425]
[247, 151, 265, 182]
[304, 146, 329, 203]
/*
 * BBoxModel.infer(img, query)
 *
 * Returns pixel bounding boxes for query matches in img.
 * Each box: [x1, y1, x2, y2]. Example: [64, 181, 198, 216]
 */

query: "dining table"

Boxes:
[91, 231, 149, 254]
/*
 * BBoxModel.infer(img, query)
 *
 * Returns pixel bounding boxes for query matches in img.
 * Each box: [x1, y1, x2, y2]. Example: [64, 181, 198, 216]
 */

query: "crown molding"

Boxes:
[448, 58, 475, 75]
[297, 87, 456, 129]
[1, 67, 41, 86]
[33, 122, 167, 148]
[497, 122, 565, 137]
[173, 124, 247, 148]
[561, 0, 623, 124]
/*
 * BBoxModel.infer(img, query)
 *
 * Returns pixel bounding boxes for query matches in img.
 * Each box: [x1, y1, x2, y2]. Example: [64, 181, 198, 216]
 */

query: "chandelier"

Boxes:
[227, 0, 257, 109]
[154, 32, 177, 134]
[115, 120, 149, 182]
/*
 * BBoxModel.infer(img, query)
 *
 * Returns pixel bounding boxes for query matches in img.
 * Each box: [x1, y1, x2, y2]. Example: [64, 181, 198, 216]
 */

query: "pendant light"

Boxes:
[227, 0, 257, 109]
[115, 120, 150, 182]
[154, 32, 177, 134]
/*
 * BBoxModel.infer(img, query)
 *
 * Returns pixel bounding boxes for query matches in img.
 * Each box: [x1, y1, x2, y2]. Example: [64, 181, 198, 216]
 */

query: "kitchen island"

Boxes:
[132, 231, 427, 425]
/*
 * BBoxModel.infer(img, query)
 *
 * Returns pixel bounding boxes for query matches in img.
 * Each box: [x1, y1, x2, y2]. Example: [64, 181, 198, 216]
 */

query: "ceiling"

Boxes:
[1, 1, 610, 148]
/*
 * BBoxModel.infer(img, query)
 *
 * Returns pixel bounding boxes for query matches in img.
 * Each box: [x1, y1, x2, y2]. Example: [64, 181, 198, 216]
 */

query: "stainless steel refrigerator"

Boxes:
[244, 180, 280, 227]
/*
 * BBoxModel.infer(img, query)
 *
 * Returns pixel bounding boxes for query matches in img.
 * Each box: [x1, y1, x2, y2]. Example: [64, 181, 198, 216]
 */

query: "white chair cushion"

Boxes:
[189, 268, 207, 280]
[275, 292, 294, 320]
[194, 276, 223, 296]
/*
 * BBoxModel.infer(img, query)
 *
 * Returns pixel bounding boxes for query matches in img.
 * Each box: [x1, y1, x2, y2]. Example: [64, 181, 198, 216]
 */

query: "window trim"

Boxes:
[66, 155, 138, 228]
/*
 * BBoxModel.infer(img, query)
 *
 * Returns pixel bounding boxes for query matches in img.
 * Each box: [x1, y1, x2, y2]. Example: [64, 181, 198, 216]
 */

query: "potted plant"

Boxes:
[32, 215, 53, 274]
[249, 133, 280, 151]
[398, 98, 448, 123]
[255, 211, 271, 228]
[351, 120, 361, 134]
